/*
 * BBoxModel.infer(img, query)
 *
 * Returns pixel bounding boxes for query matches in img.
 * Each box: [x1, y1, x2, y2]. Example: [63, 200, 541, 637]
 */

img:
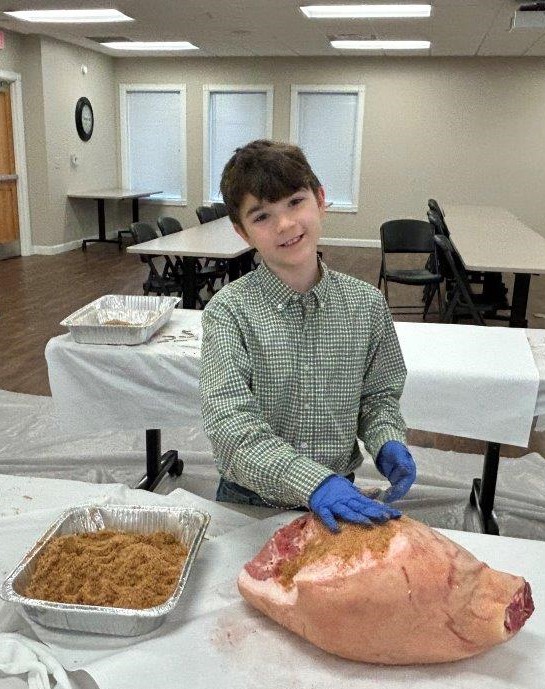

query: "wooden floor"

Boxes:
[1, 242, 544, 456]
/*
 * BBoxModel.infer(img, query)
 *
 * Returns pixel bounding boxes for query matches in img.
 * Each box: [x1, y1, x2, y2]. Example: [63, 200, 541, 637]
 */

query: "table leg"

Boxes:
[509, 273, 531, 328]
[240, 251, 252, 276]
[132, 198, 139, 222]
[469, 441, 500, 535]
[228, 257, 241, 283]
[134, 429, 184, 491]
[182, 257, 198, 309]
[82, 198, 119, 250]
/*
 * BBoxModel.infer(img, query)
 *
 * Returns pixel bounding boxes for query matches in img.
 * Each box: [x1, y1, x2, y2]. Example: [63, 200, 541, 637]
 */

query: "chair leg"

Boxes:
[382, 277, 390, 304]
[378, 259, 384, 289]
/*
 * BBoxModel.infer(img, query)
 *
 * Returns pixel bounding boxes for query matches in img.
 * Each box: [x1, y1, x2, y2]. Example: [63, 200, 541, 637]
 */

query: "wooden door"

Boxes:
[0, 86, 20, 253]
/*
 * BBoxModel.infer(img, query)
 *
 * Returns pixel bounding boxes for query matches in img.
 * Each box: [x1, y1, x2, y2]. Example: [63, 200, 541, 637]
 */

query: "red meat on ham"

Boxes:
[238, 514, 534, 665]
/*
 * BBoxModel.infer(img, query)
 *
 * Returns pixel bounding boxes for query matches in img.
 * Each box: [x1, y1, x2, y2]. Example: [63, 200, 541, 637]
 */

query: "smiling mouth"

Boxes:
[280, 234, 303, 248]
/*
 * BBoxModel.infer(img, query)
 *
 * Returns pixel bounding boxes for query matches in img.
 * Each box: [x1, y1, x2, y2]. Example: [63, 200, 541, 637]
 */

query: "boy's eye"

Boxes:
[289, 196, 304, 206]
[253, 213, 268, 223]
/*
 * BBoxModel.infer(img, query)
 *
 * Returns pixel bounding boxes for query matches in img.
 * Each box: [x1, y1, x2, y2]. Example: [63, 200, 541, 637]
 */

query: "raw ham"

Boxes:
[238, 514, 534, 665]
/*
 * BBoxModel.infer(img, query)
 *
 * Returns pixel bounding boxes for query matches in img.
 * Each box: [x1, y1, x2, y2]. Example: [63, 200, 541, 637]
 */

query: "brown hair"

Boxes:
[220, 139, 321, 226]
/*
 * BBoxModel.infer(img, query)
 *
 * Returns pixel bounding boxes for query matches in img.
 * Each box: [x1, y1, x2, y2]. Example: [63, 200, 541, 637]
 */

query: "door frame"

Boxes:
[0, 69, 31, 256]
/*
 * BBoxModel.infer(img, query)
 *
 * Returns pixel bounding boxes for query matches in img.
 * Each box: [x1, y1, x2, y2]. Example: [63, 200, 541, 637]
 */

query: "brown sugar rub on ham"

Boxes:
[238, 515, 534, 665]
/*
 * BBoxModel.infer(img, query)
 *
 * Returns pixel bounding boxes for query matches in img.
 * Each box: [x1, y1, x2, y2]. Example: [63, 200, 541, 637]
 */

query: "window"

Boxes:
[203, 85, 274, 203]
[290, 85, 365, 212]
[120, 84, 186, 204]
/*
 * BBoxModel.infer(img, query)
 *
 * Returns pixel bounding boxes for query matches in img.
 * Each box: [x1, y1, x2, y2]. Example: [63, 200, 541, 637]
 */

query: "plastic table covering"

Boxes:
[0, 475, 544, 689]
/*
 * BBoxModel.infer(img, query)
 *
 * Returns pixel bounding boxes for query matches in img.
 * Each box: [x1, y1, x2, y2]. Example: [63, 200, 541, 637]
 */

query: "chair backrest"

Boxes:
[433, 234, 470, 288]
[380, 219, 435, 254]
[196, 206, 218, 224]
[212, 202, 228, 218]
[130, 222, 159, 264]
[157, 215, 183, 236]
[428, 198, 445, 220]
[427, 209, 450, 238]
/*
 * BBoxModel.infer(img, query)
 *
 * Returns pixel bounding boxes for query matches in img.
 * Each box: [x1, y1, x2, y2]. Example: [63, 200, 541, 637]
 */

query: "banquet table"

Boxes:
[1, 474, 544, 689]
[45, 311, 544, 535]
[67, 188, 161, 250]
[443, 204, 545, 328]
[126, 215, 253, 308]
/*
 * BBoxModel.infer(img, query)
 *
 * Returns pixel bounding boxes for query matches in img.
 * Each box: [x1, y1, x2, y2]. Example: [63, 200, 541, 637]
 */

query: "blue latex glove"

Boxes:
[375, 440, 416, 503]
[309, 475, 401, 533]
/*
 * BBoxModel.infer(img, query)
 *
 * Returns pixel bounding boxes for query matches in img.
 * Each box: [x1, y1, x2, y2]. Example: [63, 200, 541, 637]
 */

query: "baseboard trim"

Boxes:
[32, 232, 118, 255]
[319, 237, 380, 248]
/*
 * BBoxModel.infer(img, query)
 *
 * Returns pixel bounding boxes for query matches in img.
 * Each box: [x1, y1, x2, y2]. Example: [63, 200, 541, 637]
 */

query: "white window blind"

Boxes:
[291, 87, 365, 212]
[123, 88, 185, 203]
[204, 87, 273, 203]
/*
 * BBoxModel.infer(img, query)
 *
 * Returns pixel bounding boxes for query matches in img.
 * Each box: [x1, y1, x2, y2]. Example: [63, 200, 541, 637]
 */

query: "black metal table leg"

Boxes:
[134, 429, 184, 492]
[227, 257, 241, 283]
[469, 441, 500, 535]
[240, 251, 252, 276]
[509, 273, 531, 328]
[82, 198, 120, 250]
[182, 257, 198, 309]
[132, 197, 139, 222]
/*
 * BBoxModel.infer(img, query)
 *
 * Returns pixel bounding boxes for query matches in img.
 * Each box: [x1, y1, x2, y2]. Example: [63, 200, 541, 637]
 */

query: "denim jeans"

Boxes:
[215, 473, 355, 508]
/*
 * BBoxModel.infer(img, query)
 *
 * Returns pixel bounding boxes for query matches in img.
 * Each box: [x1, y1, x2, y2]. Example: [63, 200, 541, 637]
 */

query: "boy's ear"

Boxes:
[316, 186, 326, 212]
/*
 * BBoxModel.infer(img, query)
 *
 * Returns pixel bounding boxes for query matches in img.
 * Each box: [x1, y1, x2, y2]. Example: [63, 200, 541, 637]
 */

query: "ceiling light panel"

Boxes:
[331, 39, 431, 49]
[301, 5, 432, 19]
[101, 41, 199, 51]
[4, 9, 133, 23]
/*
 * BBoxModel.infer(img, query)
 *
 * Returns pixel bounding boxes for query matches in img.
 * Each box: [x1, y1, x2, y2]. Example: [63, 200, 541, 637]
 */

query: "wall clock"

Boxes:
[75, 96, 94, 141]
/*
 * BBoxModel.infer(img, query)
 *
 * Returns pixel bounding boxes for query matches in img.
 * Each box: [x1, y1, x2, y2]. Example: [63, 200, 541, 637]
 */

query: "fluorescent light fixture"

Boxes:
[4, 9, 133, 23]
[331, 39, 431, 49]
[101, 41, 199, 51]
[301, 4, 432, 19]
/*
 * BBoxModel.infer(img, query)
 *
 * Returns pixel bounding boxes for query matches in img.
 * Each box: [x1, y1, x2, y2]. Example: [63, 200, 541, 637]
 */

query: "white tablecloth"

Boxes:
[46, 311, 543, 447]
[1, 475, 544, 689]
[395, 322, 540, 446]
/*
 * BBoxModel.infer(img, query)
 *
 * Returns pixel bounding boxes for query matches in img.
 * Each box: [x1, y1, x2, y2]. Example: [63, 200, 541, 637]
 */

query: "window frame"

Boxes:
[289, 84, 365, 213]
[119, 83, 187, 206]
[202, 84, 274, 205]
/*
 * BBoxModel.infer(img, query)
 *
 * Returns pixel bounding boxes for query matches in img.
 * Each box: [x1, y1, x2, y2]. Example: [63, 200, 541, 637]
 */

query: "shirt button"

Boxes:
[304, 364, 310, 371]
[277, 303, 284, 311]
[300, 442, 308, 450]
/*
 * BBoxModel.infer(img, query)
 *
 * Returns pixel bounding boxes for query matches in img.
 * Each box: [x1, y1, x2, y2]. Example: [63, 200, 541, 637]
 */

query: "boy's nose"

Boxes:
[276, 213, 295, 233]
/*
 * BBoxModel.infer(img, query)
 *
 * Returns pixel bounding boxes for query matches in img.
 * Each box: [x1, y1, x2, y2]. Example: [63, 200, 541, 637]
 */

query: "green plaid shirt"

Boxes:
[200, 260, 407, 508]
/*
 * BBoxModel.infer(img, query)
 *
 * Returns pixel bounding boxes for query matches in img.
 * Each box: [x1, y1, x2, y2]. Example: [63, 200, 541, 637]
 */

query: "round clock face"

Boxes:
[75, 97, 94, 141]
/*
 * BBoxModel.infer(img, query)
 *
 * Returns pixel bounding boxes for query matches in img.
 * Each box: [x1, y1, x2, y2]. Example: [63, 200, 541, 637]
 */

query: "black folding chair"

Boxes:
[195, 206, 218, 224]
[433, 234, 510, 325]
[211, 202, 228, 218]
[157, 215, 224, 298]
[379, 219, 443, 319]
[130, 222, 182, 297]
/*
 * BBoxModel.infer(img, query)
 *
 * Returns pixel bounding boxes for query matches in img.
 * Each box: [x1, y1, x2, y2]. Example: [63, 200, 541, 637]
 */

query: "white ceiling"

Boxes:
[2, 0, 545, 58]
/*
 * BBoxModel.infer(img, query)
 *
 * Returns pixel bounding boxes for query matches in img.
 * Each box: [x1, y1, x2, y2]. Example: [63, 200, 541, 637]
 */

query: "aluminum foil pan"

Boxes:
[60, 295, 180, 345]
[0, 504, 210, 636]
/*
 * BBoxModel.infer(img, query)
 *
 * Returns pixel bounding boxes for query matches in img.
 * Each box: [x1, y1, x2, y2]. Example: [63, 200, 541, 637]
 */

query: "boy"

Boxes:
[200, 140, 415, 532]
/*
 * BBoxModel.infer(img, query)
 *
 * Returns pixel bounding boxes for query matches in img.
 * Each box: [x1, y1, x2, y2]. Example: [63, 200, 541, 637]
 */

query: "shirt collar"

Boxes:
[256, 258, 330, 311]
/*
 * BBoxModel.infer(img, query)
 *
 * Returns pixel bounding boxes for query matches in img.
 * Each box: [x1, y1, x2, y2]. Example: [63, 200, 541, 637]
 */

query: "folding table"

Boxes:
[45, 312, 544, 535]
[67, 188, 161, 250]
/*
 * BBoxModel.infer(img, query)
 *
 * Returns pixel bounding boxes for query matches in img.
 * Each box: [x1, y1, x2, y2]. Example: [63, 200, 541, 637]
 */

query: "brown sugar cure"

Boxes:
[24, 530, 188, 609]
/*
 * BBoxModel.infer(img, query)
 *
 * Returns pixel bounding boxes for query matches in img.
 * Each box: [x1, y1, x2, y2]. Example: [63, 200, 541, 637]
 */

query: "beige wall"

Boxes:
[4, 40, 545, 247]
[0, 29, 25, 72]
[38, 38, 118, 246]
[114, 55, 545, 241]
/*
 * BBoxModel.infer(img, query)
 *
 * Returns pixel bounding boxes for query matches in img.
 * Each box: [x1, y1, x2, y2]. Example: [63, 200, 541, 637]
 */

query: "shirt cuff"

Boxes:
[367, 428, 407, 463]
[281, 457, 335, 507]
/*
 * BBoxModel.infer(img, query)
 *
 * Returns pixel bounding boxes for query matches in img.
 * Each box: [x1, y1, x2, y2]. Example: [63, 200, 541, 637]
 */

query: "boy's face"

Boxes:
[233, 186, 325, 277]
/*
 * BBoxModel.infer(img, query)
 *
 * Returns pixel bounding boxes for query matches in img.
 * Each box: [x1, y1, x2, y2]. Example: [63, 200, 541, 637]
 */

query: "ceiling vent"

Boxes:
[511, 3, 545, 29]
